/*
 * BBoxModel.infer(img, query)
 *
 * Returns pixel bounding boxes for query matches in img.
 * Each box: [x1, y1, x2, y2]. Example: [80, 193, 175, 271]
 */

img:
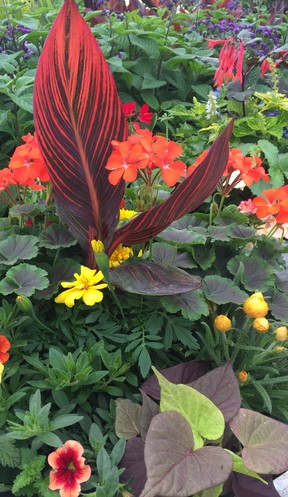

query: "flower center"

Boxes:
[67, 461, 75, 470]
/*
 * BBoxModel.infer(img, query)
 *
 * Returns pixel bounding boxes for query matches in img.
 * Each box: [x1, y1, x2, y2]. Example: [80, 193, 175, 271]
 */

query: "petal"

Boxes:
[55, 288, 84, 307]
[80, 266, 96, 279]
[49, 471, 62, 490]
[60, 481, 81, 497]
[77, 464, 91, 483]
[108, 168, 125, 185]
[61, 281, 77, 289]
[0, 352, 9, 364]
[87, 270, 106, 285]
[0, 336, 11, 353]
[64, 440, 85, 456]
[82, 288, 104, 306]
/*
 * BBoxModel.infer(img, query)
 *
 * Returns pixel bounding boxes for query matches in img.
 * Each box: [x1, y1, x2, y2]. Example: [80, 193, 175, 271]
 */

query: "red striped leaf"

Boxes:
[109, 121, 233, 255]
[34, 0, 127, 265]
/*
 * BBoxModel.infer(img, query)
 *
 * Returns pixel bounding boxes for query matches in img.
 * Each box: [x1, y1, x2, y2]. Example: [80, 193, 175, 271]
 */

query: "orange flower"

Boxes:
[48, 440, 91, 497]
[0, 336, 11, 364]
[224, 149, 269, 187]
[0, 168, 16, 192]
[252, 187, 288, 223]
[106, 140, 148, 185]
[208, 37, 244, 88]
[151, 138, 187, 187]
[188, 150, 209, 176]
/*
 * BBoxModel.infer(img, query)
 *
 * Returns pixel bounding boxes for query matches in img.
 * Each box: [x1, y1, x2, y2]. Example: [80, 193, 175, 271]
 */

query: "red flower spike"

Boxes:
[0, 336, 11, 364]
[48, 440, 91, 497]
[33, 0, 127, 266]
[210, 37, 244, 88]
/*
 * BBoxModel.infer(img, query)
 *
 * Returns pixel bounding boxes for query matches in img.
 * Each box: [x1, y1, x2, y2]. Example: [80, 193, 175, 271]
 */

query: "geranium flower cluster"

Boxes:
[122, 102, 153, 126]
[0, 133, 50, 203]
[252, 186, 288, 224]
[106, 128, 187, 187]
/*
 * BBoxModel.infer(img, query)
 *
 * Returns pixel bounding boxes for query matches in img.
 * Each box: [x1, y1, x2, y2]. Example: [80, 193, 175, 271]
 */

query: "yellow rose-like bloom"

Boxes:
[119, 209, 138, 221]
[55, 266, 108, 308]
[0, 363, 4, 384]
[252, 317, 269, 333]
[274, 326, 288, 341]
[243, 292, 269, 318]
[109, 244, 133, 268]
[214, 315, 232, 333]
[237, 370, 248, 383]
[91, 240, 105, 252]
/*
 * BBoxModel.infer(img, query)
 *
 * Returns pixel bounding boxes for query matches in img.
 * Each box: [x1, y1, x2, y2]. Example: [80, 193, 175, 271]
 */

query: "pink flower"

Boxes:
[238, 199, 257, 215]
[48, 440, 91, 497]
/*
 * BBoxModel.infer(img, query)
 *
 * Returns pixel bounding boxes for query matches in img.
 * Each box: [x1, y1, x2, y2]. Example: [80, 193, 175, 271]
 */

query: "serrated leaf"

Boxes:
[0, 234, 39, 265]
[0, 264, 49, 296]
[203, 275, 248, 305]
[258, 139, 279, 167]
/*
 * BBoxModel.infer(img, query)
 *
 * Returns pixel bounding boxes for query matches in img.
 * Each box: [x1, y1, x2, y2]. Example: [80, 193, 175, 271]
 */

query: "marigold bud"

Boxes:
[237, 371, 248, 383]
[274, 326, 288, 342]
[252, 317, 269, 332]
[214, 315, 232, 333]
[275, 346, 285, 352]
[16, 295, 34, 314]
[243, 292, 269, 318]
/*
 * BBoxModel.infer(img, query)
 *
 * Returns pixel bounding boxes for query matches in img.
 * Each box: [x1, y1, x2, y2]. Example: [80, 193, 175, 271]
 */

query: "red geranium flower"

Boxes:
[0, 336, 11, 364]
[48, 440, 91, 497]
[252, 187, 288, 224]
[151, 138, 187, 187]
[122, 102, 137, 119]
[105, 140, 148, 185]
[0, 168, 16, 192]
[138, 104, 153, 125]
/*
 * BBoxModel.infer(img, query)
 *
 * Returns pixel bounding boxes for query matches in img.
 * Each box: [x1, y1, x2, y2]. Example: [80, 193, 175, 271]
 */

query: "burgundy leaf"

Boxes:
[115, 398, 142, 439]
[140, 390, 159, 440]
[34, 0, 127, 266]
[189, 362, 241, 422]
[141, 360, 211, 400]
[119, 437, 147, 497]
[109, 121, 233, 254]
[231, 473, 281, 497]
[109, 261, 201, 295]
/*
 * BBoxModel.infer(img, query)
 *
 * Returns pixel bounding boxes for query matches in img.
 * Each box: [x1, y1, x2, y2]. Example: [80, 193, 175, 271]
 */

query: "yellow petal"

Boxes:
[0, 363, 4, 384]
[82, 288, 104, 306]
[88, 270, 106, 285]
[91, 240, 105, 252]
[80, 265, 97, 280]
[55, 288, 84, 307]
[61, 281, 77, 289]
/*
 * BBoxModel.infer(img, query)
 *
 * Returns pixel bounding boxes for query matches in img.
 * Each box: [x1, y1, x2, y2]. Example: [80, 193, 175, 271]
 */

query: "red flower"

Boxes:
[252, 187, 288, 224]
[8, 134, 50, 188]
[105, 140, 148, 185]
[48, 440, 91, 497]
[122, 102, 137, 119]
[151, 138, 187, 187]
[0, 168, 16, 192]
[224, 149, 269, 187]
[208, 37, 244, 88]
[138, 104, 153, 125]
[0, 336, 11, 364]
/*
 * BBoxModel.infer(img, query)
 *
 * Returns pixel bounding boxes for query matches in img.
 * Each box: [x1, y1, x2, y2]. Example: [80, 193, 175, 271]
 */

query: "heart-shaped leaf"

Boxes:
[202, 276, 248, 305]
[270, 290, 288, 320]
[161, 290, 209, 321]
[109, 261, 201, 295]
[227, 452, 267, 484]
[115, 399, 142, 440]
[0, 234, 39, 265]
[152, 243, 196, 269]
[154, 368, 225, 449]
[119, 437, 147, 497]
[229, 408, 288, 474]
[190, 362, 241, 422]
[140, 390, 159, 440]
[231, 473, 281, 497]
[227, 255, 275, 292]
[0, 264, 49, 296]
[140, 411, 232, 497]
[158, 226, 207, 247]
[141, 360, 210, 400]
[39, 224, 78, 249]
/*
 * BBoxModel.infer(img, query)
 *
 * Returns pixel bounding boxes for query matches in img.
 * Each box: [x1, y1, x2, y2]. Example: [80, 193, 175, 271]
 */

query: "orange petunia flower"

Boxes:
[151, 138, 187, 187]
[48, 440, 91, 497]
[0, 336, 11, 364]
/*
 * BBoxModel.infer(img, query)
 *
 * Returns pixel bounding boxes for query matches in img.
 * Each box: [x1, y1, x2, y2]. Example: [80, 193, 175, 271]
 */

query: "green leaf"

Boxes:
[129, 34, 159, 57]
[270, 290, 288, 320]
[0, 438, 20, 468]
[39, 224, 77, 249]
[226, 451, 267, 484]
[97, 447, 111, 483]
[141, 92, 160, 111]
[227, 255, 275, 292]
[142, 73, 166, 90]
[161, 290, 209, 321]
[0, 264, 49, 297]
[0, 234, 39, 265]
[38, 432, 63, 447]
[139, 347, 152, 378]
[49, 414, 83, 431]
[203, 275, 248, 305]
[153, 368, 225, 449]
[258, 139, 279, 167]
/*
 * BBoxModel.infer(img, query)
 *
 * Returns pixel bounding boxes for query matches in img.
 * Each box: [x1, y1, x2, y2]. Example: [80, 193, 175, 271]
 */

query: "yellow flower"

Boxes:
[91, 240, 105, 252]
[214, 315, 232, 333]
[109, 244, 133, 268]
[252, 317, 269, 333]
[119, 209, 138, 221]
[243, 292, 269, 318]
[0, 363, 4, 384]
[55, 266, 108, 308]
[275, 346, 285, 352]
[237, 371, 248, 383]
[274, 326, 288, 342]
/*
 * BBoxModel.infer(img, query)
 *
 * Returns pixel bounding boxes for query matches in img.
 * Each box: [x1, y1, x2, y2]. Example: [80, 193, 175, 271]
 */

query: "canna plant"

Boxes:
[33, 0, 233, 286]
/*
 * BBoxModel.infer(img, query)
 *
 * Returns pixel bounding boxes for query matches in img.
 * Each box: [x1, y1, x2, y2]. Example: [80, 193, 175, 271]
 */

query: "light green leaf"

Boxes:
[226, 451, 268, 484]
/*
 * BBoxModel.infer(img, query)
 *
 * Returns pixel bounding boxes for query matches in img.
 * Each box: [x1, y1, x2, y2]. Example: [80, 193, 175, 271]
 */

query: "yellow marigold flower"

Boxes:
[109, 244, 133, 268]
[237, 370, 248, 383]
[252, 317, 269, 333]
[55, 265, 108, 308]
[214, 315, 232, 333]
[91, 240, 105, 252]
[275, 346, 285, 352]
[274, 326, 288, 342]
[0, 363, 4, 384]
[243, 292, 269, 318]
[119, 209, 138, 221]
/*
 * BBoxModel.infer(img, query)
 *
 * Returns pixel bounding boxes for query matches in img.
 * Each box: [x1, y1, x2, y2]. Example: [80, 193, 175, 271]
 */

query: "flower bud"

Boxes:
[237, 371, 248, 383]
[16, 295, 34, 315]
[214, 315, 232, 333]
[275, 346, 285, 352]
[252, 317, 269, 333]
[274, 326, 288, 342]
[243, 292, 269, 318]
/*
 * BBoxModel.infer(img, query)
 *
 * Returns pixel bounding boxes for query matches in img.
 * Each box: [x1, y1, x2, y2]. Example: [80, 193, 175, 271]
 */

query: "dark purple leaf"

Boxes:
[227, 255, 275, 292]
[207, 226, 231, 241]
[119, 437, 147, 497]
[202, 276, 248, 305]
[140, 390, 159, 441]
[141, 360, 210, 400]
[232, 473, 281, 497]
[151, 243, 196, 269]
[0, 264, 49, 297]
[189, 362, 241, 422]
[39, 224, 77, 249]
[109, 261, 201, 296]
[270, 290, 288, 320]
[227, 224, 256, 240]
[140, 411, 233, 497]
[229, 409, 288, 474]
[161, 290, 209, 321]
[276, 271, 288, 292]
[158, 226, 207, 246]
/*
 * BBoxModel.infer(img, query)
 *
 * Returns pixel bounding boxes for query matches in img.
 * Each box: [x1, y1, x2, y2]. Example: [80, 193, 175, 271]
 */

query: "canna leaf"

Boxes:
[34, 0, 127, 266]
[109, 121, 233, 254]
